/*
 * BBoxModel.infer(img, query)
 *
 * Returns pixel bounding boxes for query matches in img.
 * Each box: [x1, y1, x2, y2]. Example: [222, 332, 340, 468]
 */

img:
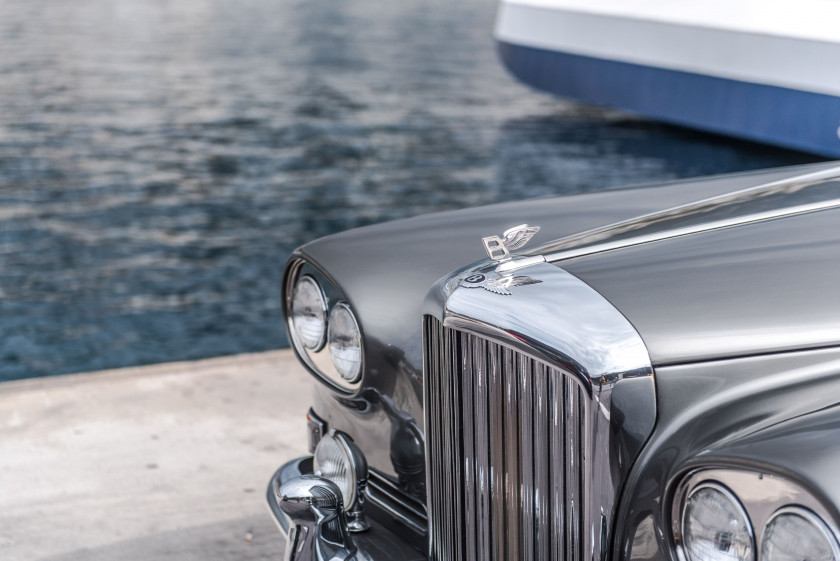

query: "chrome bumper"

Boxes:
[266, 457, 426, 561]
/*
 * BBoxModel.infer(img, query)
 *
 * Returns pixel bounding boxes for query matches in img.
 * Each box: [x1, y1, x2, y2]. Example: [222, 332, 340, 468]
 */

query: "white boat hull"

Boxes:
[495, 0, 840, 156]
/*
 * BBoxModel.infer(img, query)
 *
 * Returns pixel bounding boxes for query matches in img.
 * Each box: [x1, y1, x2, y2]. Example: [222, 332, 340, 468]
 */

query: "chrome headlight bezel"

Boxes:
[283, 257, 365, 393]
[672, 468, 840, 561]
[680, 481, 755, 561]
[761, 506, 840, 561]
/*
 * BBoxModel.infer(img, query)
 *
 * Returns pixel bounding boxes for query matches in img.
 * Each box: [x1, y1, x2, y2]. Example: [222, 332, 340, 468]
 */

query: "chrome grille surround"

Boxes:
[422, 260, 655, 561]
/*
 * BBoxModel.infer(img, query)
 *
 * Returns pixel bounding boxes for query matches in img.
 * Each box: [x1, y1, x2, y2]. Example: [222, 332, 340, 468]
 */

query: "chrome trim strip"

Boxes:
[366, 472, 427, 535]
[671, 468, 840, 558]
[423, 259, 655, 561]
[495, 254, 545, 273]
[547, 197, 840, 263]
[536, 165, 840, 262]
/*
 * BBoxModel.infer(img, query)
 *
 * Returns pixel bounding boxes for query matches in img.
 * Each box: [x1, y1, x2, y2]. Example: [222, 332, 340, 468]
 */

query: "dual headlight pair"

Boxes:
[290, 274, 362, 384]
[676, 470, 840, 561]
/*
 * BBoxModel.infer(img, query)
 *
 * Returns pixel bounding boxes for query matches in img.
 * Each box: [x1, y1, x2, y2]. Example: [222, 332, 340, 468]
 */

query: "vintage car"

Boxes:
[267, 161, 840, 561]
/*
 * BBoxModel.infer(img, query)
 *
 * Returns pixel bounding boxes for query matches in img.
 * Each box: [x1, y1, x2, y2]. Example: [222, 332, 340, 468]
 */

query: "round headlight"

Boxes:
[291, 275, 327, 350]
[682, 483, 755, 561]
[761, 508, 840, 561]
[313, 432, 364, 511]
[328, 303, 362, 382]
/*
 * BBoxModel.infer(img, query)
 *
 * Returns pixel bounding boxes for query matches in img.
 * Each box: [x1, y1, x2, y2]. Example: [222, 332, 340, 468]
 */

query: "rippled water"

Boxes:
[0, 0, 823, 380]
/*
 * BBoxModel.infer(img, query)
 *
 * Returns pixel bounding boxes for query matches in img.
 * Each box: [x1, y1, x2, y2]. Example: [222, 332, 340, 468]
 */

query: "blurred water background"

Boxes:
[0, 0, 823, 380]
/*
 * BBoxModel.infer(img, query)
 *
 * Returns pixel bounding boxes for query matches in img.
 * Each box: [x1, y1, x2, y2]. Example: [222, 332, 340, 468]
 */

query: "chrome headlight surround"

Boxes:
[761, 506, 840, 561]
[672, 468, 840, 561]
[284, 257, 365, 393]
[680, 482, 755, 561]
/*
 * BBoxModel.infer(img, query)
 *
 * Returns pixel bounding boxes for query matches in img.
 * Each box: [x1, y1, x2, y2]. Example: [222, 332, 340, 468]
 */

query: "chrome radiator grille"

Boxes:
[423, 316, 588, 561]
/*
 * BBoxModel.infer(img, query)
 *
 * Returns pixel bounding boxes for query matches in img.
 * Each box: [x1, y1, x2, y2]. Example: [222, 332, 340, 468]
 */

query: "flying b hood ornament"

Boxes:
[482, 224, 541, 262]
[452, 224, 546, 295]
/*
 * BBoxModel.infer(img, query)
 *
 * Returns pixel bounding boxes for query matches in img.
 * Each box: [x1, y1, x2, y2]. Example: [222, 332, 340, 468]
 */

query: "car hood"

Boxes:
[299, 161, 840, 370]
[555, 166, 840, 365]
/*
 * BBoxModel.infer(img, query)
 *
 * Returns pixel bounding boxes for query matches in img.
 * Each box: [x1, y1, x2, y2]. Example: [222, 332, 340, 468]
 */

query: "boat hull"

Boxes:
[495, 0, 840, 157]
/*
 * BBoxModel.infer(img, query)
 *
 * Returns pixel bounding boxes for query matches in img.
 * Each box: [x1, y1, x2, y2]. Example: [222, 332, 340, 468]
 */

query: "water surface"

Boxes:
[0, 0, 822, 380]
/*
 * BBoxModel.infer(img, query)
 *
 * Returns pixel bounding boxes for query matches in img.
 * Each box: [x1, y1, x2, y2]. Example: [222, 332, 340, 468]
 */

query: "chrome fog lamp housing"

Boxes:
[761, 507, 840, 561]
[682, 483, 755, 561]
[328, 303, 363, 382]
[313, 431, 370, 532]
[291, 275, 327, 350]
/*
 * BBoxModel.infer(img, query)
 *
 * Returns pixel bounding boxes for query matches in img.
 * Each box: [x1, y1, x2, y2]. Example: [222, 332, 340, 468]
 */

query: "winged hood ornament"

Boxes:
[482, 224, 540, 262]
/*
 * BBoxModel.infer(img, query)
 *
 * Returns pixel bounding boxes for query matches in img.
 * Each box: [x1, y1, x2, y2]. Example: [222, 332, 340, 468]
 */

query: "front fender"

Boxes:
[615, 345, 840, 561]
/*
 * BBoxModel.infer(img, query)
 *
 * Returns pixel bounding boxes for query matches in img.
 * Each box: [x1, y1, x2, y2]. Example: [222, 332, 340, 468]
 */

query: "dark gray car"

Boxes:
[268, 161, 840, 561]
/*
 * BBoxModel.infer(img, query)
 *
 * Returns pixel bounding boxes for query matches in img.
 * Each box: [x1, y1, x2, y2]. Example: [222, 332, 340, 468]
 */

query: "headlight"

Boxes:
[291, 275, 327, 350]
[328, 303, 362, 382]
[761, 508, 840, 561]
[313, 431, 366, 511]
[682, 483, 755, 561]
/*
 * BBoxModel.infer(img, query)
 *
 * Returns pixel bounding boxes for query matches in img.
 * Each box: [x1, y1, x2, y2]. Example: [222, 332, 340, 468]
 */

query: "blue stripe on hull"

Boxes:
[497, 40, 840, 157]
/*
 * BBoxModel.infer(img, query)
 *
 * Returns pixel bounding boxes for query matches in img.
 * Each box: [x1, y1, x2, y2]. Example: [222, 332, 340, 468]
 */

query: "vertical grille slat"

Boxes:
[488, 343, 507, 561]
[426, 319, 441, 557]
[502, 347, 521, 561]
[565, 378, 579, 561]
[449, 329, 465, 561]
[441, 327, 454, 559]
[461, 334, 478, 561]
[473, 336, 492, 561]
[425, 317, 588, 561]
[519, 354, 535, 561]
[533, 363, 551, 561]
[550, 373, 566, 561]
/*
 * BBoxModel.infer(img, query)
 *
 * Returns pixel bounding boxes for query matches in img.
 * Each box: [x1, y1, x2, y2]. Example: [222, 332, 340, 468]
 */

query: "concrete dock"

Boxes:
[0, 351, 309, 561]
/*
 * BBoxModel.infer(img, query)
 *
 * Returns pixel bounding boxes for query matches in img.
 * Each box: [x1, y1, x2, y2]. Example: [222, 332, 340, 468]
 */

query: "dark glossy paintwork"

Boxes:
[616, 346, 840, 561]
[292, 162, 838, 486]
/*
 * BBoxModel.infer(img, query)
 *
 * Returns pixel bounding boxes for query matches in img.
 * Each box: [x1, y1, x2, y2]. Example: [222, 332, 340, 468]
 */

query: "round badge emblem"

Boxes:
[463, 273, 486, 284]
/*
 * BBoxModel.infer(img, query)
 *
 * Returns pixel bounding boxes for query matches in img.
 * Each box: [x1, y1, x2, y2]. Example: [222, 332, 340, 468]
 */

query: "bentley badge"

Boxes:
[459, 272, 542, 296]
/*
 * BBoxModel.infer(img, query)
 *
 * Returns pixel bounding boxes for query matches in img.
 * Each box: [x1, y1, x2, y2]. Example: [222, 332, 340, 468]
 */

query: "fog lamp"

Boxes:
[683, 483, 755, 561]
[328, 303, 362, 382]
[761, 508, 840, 561]
[291, 275, 327, 350]
[313, 431, 370, 532]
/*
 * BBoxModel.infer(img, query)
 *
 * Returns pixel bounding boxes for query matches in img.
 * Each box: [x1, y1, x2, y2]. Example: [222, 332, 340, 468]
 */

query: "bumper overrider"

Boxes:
[267, 457, 425, 561]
